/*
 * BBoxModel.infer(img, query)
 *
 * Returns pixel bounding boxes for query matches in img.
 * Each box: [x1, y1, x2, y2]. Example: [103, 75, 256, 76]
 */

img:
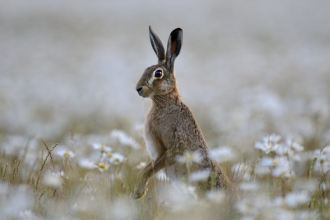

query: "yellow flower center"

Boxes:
[64, 152, 71, 158]
[107, 152, 113, 158]
[114, 158, 120, 163]
[98, 163, 106, 169]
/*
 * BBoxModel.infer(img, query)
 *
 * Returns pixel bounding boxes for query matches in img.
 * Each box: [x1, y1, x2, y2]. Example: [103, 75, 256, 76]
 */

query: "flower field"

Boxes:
[0, 1, 330, 219]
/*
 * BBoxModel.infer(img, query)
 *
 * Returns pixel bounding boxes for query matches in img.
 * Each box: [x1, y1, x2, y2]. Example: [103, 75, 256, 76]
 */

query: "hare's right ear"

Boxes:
[149, 26, 165, 63]
[165, 28, 182, 71]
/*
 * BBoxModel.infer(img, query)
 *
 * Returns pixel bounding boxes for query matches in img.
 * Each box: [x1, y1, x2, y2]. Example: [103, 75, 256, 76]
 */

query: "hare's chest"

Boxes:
[144, 119, 166, 161]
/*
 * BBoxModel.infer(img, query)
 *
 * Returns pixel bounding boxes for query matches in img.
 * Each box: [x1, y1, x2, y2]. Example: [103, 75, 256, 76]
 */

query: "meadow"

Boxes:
[0, 1, 330, 219]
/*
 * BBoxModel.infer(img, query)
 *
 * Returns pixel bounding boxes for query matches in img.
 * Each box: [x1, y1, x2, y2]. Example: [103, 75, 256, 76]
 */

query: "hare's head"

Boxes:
[136, 26, 182, 98]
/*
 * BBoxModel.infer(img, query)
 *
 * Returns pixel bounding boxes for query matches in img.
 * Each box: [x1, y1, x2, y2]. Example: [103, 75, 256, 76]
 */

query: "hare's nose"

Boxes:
[136, 87, 143, 94]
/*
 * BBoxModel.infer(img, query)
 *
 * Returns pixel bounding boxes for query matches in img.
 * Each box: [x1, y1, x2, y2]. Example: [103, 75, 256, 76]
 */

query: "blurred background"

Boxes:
[1, 0, 330, 151]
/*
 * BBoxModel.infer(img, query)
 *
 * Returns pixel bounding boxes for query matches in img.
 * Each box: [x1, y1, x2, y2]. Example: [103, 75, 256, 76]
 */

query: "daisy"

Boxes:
[189, 170, 211, 182]
[136, 161, 147, 170]
[57, 149, 75, 159]
[95, 162, 109, 172]
[285, 191, 310, 208]
[93, 143, 112, 153]
[255, 134, 281, 154]
[105, 152, 113, 159]
[110, 130, 140, 149]
[19, 210, 37, 219]
[176, 150, 203, 165]
[210, 146, 235, 163]
[109, 153, 126, 165]
[43, 172, 63, 188]
[206, 190, 226, 204]
[78, 159, 96, 170]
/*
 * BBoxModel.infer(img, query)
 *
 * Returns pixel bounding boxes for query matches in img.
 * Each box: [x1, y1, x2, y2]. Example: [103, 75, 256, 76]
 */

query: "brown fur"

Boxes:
[133, 27, 230, 199]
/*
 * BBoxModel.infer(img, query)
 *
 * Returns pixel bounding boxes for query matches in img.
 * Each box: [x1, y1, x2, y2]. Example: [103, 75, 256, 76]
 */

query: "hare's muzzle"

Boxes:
[136, 87, 143, 96]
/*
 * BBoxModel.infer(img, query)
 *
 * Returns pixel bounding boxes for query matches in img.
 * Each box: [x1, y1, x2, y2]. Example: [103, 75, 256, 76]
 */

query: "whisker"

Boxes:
[145, 84, 154, 92]
[153, 97, 166, 109]
[144, 84, 167, 110]
[152, 99, 160, 112]
[154, 95, 167, 102]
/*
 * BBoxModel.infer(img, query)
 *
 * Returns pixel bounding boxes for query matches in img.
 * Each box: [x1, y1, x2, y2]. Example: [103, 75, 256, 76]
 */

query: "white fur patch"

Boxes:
[145, 132, 158, 160]
[147, 68, 163, 85]
[147, 77, 155, 86]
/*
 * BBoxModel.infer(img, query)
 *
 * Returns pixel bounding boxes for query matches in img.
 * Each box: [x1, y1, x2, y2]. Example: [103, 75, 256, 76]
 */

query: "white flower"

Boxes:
[110, 197, 137, 220]
[297, 211, 319, 220]
[313, 146, 330, 173]
[109, 152, 126, 165]
[261, 156, 294, 178]
[290, 141, 304, 152]
[314, 146, 330, 162]
[110, 130, 139, 149]
[273, 196, 284, 207]
[136, 161, 147, 170]
[78, 159, 96, 170]
[314, 161, 330, 174]
[95, 163, 109, 172]
[156, 170, 168, 181]
[159, 183, 198, 212]
[19, 210, 37, 219]
[206, 190, 226, 204]
[267, 133, 281, 144]
[57, 149, 75, 159]
[274, 139, 304, 161]
[274, 163, 294, 178]
[93, 143, 111, 152]
[189, 170, 211, 182]
[54, 170, 65, 178]
[1, 186, 33, 217]
[268, 208, 296, 220]
[255, 134, 281, 154]
[261, 156, 286, 167]
[176, 150, 203, 165]
[275, 144, 292, 155]
[43, 172, 63, 188]
[105, 152, 113, 158]
[210, 146, 235, 163]
[285, 191, 310, 208]
[320, 182, 327, 191]
[235, 198, 261, 216]
[239, 181, 260, 191]
[180, 184, 197, 199]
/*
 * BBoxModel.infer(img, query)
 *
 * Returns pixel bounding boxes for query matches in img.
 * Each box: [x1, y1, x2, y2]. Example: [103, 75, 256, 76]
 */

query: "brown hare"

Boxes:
[133, 26, 230, 199]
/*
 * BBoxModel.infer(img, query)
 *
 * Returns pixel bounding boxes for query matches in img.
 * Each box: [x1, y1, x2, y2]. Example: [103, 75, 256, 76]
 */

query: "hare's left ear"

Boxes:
[149, 26, 165, 63]
[166, 28, 182, 71]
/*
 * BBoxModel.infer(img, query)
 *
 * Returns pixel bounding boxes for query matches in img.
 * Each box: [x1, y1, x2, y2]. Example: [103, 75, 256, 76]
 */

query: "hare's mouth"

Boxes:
[136, 87, 143, 96]
[136, 86, 151, 98]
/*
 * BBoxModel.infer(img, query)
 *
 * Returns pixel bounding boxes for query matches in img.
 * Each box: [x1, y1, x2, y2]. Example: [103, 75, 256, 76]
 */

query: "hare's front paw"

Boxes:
[132, 184, 148, 199]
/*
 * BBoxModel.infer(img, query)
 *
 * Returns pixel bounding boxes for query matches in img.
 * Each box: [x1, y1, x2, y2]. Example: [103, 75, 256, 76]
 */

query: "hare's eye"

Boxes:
[154, 70, 163, 78]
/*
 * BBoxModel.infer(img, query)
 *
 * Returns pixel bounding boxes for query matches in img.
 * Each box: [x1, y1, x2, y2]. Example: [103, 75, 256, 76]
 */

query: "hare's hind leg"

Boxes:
[133, 153, 173, 199]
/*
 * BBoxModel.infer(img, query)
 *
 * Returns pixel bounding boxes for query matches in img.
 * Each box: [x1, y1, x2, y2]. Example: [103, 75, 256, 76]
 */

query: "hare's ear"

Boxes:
[166, 28, 182, 71]
[149, 26, 165, 62]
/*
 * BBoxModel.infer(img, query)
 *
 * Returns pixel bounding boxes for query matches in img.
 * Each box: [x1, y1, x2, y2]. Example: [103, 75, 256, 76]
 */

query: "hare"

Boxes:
[133, 26, 230, 199]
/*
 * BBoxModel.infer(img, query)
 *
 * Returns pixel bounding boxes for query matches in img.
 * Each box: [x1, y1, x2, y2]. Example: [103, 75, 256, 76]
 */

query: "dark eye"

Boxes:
[154, 70, 163, 78]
